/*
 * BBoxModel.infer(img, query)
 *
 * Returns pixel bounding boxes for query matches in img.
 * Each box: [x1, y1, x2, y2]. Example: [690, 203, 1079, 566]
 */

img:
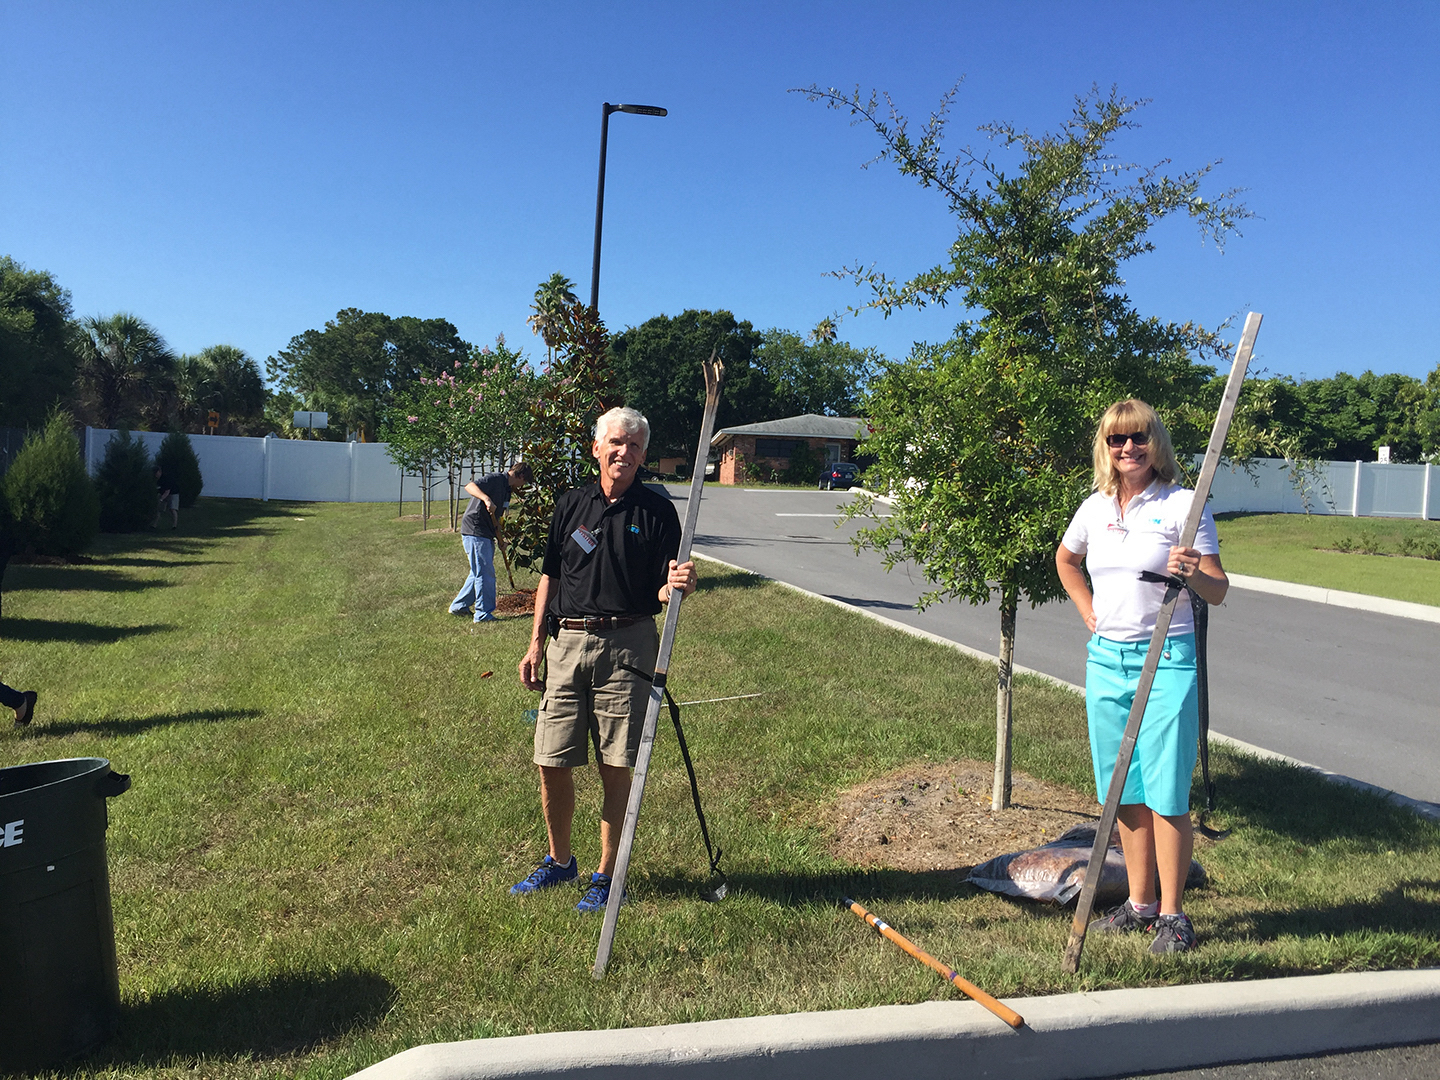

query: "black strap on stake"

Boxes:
[620, 662, 726, 884]
[1138, 571, 1228, 840]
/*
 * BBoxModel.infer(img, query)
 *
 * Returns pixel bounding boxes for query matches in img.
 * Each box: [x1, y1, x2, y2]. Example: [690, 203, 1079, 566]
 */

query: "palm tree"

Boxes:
[526, 273, 578, 366]
[810, 316, 838, 344]
[198, 345, 266, 434]
[73, 313, 176, 429]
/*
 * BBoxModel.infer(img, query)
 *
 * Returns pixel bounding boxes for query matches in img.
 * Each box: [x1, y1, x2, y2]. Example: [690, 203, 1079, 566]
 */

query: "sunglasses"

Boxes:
[1104, 431, 1151, 449]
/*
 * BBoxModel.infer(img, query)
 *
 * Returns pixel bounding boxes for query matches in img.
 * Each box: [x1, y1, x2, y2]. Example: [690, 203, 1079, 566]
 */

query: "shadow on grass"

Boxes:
[1214, 752, 1440, 851]
[2, 566, 175, 593]
[100, 555, 228, 569]
[693, 569, 767, 594]
[29, 708, 263, 738]
[1208, 878, 1440, 946]
[83, 968, 395, 1068]
[0, 619, 174, 644]
[642, 865, 983, 907]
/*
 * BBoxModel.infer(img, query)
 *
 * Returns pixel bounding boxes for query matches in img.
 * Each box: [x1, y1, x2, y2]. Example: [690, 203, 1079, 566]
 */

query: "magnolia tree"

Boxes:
[805, 83, 1249, 809]
[384, 339, 537, 530]
[509, 298, 622, 569]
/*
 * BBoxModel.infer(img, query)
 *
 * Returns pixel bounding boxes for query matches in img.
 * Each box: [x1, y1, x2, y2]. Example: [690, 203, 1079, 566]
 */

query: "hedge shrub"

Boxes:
[96, 429, 157, 533]
[2, 411, 100, 556]
[156, 430, 203, 508]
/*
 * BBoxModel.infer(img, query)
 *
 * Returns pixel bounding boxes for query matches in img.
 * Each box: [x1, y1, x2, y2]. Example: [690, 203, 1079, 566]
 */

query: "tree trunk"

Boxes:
[991, 583, 1018, 811]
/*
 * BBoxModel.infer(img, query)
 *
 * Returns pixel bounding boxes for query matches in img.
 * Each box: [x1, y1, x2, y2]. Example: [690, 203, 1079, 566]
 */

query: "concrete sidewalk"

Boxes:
[350, 969, 1440, 1079]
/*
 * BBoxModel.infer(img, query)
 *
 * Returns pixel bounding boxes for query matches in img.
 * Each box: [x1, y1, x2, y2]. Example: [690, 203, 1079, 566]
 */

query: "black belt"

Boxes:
[558, 615, 647, 632]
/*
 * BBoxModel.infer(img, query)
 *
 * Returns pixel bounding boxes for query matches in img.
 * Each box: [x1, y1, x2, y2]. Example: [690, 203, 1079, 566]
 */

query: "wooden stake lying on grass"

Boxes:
[842, 898, 1024, 1029]
[1060, 312, 1263, 974]
[593, 350, 726, 979]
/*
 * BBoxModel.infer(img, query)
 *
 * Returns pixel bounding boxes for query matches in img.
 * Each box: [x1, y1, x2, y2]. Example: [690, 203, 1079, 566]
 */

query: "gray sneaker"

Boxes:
[1088, 899, 1156, 935]
[1150, 912, 1197, 954]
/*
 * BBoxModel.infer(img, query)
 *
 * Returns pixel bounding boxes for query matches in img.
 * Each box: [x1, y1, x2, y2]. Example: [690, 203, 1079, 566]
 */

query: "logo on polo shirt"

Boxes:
[628, 524, 640, 534]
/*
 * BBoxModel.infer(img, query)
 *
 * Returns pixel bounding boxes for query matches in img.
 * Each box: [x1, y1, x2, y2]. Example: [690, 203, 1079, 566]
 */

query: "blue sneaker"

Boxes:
[510, 855, 577, 895]
[576, 872, 626, 913]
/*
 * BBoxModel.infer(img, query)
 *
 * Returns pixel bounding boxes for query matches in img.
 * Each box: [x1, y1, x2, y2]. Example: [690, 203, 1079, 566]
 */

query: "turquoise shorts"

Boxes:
[1085, 633, 1199, 817]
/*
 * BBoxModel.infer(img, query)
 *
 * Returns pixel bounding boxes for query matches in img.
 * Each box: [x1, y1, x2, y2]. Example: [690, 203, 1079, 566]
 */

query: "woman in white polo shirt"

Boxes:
[1055, 399, 1228, 954]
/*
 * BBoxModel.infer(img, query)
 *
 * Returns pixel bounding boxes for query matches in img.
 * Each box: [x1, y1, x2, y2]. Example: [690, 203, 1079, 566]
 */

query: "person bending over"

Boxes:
[450, 461, 533, 622]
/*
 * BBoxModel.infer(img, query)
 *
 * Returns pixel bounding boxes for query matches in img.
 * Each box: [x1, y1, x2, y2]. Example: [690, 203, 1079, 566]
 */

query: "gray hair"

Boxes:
[594, 406, 650, 454]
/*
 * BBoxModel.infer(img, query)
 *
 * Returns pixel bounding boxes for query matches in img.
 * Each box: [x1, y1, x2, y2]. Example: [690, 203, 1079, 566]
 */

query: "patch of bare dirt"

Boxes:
[494, 588, 536, 618]
[830, 759, 1098, 873]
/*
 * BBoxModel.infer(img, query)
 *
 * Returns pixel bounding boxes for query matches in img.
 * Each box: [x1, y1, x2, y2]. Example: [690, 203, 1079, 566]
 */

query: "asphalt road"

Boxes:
[677, 484, 1440, 808]
[1115, 1040, 1440, 1079]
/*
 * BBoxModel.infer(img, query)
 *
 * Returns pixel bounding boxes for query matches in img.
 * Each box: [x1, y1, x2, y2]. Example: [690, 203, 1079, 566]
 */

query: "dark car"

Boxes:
[817, 462, 860, 490]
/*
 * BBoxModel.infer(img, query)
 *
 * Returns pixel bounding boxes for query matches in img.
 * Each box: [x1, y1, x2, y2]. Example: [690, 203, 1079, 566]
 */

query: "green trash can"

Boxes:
[0, 757, 131, 1072]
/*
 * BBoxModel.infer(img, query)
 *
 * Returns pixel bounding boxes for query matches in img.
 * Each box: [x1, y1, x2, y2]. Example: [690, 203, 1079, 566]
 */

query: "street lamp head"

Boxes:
[614, 103, 667, 117]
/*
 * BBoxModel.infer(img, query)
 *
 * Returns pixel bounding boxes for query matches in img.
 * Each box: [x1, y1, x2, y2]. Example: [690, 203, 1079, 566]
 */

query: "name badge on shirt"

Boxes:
[571, 525, 598, 553]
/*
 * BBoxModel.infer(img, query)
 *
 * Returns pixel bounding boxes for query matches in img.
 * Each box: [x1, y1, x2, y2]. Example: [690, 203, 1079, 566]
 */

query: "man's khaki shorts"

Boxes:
[534, 621, 658, 768]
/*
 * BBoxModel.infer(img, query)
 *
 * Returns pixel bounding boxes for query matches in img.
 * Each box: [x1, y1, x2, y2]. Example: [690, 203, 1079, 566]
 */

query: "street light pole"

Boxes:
[590, 102, 667, 312]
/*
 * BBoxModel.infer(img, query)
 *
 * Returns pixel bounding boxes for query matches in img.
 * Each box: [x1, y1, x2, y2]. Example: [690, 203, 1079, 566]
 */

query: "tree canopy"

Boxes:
[267, 309, 472, 441]
[73, 313, 177, 430]
[805, 83, 1249, 806]
[610, 309, 767, 460]
[0, 257, 79, 429]
[752, 329, 875, 418]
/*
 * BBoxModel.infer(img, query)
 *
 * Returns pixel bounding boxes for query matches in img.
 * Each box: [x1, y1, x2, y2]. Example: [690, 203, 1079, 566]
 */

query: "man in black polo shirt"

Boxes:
[515, 406, 697, 912]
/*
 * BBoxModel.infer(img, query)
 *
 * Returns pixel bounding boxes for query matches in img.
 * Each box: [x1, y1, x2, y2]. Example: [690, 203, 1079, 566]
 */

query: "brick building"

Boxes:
[709, 414, 866, 485]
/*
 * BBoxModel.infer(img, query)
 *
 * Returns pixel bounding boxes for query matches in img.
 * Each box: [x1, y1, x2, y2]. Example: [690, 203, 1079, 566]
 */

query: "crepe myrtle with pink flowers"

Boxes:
[383, 338, 539, 531]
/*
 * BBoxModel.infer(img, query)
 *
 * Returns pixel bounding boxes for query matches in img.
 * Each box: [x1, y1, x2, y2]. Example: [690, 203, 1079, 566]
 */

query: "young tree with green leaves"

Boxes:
[156, 430, 204, 507]
[511, 299, 622, 569]
[384, 338, 538, 530]
[2, 409, 99, 559]
[95, 429, 157, 533]
[804, 83, 1249, 808]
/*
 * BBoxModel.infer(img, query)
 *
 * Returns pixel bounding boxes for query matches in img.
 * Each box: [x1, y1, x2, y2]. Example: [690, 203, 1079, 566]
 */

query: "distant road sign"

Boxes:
[293, 411, 329, 430]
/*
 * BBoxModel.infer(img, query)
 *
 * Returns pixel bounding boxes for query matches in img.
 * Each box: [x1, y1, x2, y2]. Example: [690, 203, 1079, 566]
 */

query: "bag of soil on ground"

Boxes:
[966, 823, 1206, 906]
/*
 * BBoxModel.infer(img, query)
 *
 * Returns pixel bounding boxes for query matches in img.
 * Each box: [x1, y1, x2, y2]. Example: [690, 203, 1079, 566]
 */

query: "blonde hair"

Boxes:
[1092, 399, 1180, 496]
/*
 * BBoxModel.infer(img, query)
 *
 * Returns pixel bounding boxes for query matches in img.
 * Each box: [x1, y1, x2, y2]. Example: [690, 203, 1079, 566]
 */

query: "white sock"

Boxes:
[1129, 898, 1159, 917]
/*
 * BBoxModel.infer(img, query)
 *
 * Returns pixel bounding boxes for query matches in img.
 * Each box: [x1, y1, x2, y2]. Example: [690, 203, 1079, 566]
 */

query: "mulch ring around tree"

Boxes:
[830, 759, 1100, 874]
[494, 588, 537, 618]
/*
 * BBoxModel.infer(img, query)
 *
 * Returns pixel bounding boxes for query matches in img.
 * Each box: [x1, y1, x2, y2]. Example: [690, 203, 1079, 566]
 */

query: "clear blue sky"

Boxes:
[3, 2, 1437, 383]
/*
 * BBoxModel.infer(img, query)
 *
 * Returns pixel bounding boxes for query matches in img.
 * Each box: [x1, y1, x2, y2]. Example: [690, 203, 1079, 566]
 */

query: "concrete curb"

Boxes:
[349, 969, 1440, 1079]
[1227, 572, 1440, 624]
[690, 551, 1440, 823]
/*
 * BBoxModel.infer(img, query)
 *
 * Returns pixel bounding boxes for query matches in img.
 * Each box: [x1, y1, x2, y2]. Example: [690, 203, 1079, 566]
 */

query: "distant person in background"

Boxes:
[153, 464, 178, 529]
[1, 680, 36, 727]
[450, 461, 534, 622]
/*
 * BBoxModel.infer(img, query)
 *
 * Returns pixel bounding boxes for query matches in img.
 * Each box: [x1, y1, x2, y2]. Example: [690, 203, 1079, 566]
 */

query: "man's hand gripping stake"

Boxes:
[1061, 312, 1263, 974]
[593, 351, 726, 979]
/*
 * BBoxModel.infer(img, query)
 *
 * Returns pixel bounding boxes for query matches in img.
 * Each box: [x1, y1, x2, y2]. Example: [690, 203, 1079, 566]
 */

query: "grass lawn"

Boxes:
[1215, 513, 1440, 606]
[3, 499, 1439, 1080]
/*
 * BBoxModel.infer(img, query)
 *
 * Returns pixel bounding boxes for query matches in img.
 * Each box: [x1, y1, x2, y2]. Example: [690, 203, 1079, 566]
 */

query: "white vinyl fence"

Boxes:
[1207, 458, 1438, 519]
[80, 427, 1439, 519]
[82, 428, 418, 503]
